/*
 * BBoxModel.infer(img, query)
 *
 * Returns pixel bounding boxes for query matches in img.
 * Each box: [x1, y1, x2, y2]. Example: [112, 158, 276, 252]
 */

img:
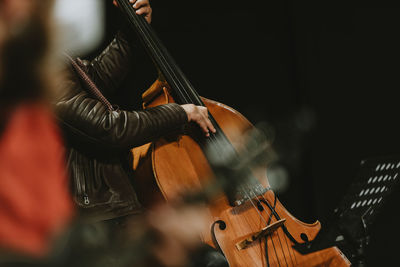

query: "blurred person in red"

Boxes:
[0, 0, 74, 258]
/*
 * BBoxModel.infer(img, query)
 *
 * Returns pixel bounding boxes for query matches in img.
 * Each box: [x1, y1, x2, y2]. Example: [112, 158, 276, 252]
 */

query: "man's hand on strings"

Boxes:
[113, 0, 152, 24]
[181, 104, 217, 137]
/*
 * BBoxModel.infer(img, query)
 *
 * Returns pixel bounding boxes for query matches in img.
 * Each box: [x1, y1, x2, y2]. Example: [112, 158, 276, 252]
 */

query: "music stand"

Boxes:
[293, 155, 400, 266]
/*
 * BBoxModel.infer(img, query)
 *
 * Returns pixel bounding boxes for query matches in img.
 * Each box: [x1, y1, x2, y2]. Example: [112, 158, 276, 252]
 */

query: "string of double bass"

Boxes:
[118, 0, 243, 162]
[117, 0, 238, 154]
[116, 0, 203, 107]
[240, 185, 284, 266]
[123, 8, 288, 265]
[263, 199, 297, 266]
[246, 185, 297, 267]
[117, 1, 298, 266]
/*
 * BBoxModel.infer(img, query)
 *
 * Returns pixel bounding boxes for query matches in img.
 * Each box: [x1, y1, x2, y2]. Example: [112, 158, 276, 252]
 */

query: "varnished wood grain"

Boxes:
[131, 80, 351, 267]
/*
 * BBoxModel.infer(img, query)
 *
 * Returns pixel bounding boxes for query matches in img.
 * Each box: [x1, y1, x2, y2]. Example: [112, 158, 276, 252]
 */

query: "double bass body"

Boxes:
[131, 80, 351, 267]
[114, 0, 351, 265]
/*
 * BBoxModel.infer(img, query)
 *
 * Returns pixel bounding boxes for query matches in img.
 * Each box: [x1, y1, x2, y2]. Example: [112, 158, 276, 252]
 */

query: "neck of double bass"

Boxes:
[116, 0, 203, 106]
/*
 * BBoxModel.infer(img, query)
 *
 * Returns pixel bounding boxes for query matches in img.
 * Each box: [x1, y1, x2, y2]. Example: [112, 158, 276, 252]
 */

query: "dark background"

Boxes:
[85, 1, 400, 265]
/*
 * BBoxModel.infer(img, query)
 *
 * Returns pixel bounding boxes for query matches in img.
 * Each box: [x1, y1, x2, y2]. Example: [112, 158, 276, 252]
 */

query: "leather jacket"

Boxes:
[54, 32, 188, 222]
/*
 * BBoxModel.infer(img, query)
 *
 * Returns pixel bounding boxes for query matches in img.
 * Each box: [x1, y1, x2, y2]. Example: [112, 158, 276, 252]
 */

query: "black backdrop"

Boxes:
[84, 1, 400, 265]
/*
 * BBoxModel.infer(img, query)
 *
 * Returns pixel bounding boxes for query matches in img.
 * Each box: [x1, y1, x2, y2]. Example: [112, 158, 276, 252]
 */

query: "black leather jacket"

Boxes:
[54, 32, 188, 221]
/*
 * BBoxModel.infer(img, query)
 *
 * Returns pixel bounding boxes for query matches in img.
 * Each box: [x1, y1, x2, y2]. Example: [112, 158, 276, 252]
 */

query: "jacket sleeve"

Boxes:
[54, 69, 188, 151]
[80, 31, 135, 97]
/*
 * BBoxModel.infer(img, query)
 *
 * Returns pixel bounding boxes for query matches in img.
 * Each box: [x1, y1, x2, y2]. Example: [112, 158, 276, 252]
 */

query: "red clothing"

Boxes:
[0, 103, 74, 257]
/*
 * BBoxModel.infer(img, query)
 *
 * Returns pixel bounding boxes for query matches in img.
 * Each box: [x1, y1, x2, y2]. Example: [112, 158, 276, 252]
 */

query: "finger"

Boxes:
[133, 0, 149, 9]
[200, 114, 215, 136]
[201, 124, 210, 137]
[192, 115, 209, 136]
[198, 119, 211, 137]
[136, 6, 152, 23]
[199, 108, 216, 134]
[136, 6, 151, 15]
[129, 0, 137, 5]
[206, 118, 216, 134]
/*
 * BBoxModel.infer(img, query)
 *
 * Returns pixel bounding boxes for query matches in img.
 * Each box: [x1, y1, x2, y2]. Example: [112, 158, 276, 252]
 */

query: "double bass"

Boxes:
[116, 1, 351, 266]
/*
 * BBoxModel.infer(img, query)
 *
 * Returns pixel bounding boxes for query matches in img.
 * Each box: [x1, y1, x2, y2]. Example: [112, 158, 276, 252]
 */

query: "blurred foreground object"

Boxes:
[0, 104, 74, 257]
[0, 0, 74, 258]
[53, 0, 105, 56]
